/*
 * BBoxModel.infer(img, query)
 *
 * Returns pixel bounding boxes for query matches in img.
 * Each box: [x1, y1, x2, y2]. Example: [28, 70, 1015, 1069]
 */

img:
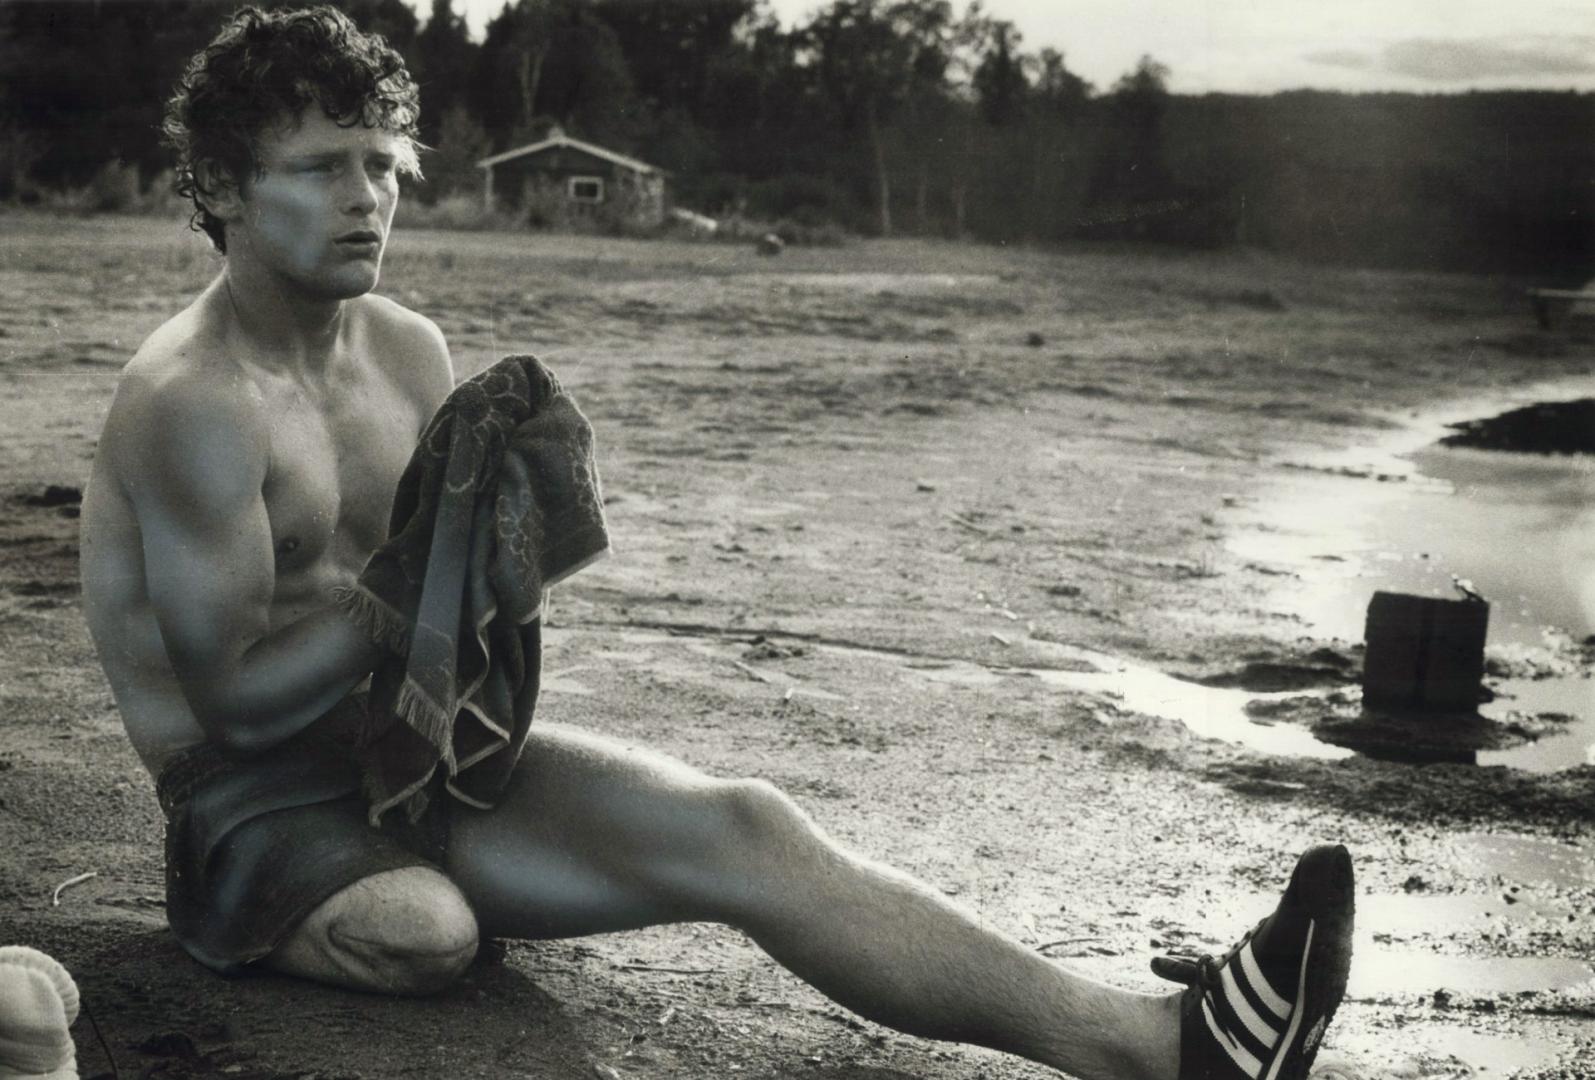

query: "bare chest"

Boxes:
[260, 367, 423, 591]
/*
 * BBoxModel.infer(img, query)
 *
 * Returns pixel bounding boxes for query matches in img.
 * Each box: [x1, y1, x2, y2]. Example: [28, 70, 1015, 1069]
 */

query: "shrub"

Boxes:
[772, 218, 850, 247]
[88, 161, 142, 212]
[747, 174, 857, 223]
[26, 163, 181, 218]
[37, 160, 139, 213]
[134, 169, 182, 216]
[392, 193, 518, 231]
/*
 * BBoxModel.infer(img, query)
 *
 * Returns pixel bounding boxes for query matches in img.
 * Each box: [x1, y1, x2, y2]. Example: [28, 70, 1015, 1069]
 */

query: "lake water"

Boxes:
[1230, 389, 1595, 772]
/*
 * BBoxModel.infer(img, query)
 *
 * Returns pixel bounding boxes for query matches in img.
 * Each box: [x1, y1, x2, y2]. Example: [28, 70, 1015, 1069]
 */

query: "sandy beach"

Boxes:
[1, 209, 1591, 1079]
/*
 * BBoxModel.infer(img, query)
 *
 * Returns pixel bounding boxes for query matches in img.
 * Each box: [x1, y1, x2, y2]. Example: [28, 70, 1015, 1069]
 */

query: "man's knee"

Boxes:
[717, 777, 817, 853]
[687, 777, 838, 922]
[308, 868, 480, 994]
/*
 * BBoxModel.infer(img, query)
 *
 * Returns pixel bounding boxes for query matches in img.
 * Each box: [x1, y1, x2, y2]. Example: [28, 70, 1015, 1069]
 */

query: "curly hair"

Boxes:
[162, 5, 423, 253]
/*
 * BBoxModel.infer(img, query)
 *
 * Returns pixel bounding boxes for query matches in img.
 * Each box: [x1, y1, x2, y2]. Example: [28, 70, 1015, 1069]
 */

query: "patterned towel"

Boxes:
[334, 355, 609, 825]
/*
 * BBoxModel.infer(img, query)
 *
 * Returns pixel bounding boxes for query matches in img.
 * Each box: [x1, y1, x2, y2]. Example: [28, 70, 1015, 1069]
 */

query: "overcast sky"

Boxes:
[443, 0, 1595, 95]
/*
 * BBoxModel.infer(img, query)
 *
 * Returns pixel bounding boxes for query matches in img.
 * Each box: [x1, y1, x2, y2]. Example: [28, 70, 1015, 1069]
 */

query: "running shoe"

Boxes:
[1152, 843, 1355, 1080]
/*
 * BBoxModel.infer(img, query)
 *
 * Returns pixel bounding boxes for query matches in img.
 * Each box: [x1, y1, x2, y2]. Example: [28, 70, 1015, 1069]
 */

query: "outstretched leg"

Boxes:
[444, 723, 1181, 1080]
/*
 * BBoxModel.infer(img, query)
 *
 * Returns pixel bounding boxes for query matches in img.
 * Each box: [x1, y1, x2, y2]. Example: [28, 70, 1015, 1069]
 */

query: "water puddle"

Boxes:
[850, 642, 1354, 761]
[1198, 885, 1594, 999]
[573, 623, 1355, 761]
[1357, 890, 1569, 933]
[1396, 1028, 1567, 1077]
[1326, 1024, 1570, 1078]
[1229, 384, 1595, 772]
[1014, 664, 1350, 760]
[1445, 832, 1595, 889]
[1348, 951, 1593, 998]
[1070, 938, 1591, 998]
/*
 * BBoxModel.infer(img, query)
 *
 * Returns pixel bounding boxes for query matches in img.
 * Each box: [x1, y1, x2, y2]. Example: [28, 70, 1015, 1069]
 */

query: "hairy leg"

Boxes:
[445, 723, 1179, 1080]
[264, 867, 479, 995]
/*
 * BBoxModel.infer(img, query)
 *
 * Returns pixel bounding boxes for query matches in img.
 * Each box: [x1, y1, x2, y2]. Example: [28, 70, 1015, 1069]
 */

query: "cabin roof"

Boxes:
[477, 133, 661, 176]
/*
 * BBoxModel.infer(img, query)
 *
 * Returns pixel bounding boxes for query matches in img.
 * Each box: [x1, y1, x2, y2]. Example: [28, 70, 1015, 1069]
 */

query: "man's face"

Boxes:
[229, 107, 403, 300]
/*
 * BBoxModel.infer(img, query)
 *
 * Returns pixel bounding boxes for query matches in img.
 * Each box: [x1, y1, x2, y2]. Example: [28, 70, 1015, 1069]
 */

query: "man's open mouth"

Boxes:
[337, 230, 381, 245]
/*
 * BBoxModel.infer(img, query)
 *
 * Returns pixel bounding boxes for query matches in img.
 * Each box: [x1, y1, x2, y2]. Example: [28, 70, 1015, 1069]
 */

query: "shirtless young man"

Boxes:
[79, 8, 1353, 1080]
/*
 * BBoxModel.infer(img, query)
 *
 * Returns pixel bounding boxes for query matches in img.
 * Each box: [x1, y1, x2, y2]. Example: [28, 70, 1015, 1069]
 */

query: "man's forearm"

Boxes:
[203, 604, 385, 754]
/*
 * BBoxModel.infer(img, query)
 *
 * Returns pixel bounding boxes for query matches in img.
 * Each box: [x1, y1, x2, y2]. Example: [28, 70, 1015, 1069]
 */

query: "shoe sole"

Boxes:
[1272, 844, 1355, 1080]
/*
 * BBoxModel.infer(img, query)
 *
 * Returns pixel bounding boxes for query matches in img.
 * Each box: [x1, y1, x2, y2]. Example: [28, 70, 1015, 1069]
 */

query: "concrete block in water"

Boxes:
[1362, 591, 1489, 712]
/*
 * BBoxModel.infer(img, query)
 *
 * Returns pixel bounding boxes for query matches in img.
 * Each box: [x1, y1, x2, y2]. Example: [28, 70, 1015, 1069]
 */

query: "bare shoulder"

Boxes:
[354, 293, 455, 415]
[101, 300, 268, 495]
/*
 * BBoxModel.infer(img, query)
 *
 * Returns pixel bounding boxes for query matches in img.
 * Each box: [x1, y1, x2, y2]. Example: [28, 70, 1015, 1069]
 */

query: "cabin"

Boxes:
[477, 128, 667, 230]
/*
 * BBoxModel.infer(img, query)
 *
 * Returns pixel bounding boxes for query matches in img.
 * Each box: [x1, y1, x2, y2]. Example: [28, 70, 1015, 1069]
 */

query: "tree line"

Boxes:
[2, 0, 1591, 274]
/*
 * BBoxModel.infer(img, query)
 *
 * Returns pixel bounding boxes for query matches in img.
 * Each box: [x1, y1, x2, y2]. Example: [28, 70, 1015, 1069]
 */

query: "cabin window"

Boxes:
[568, 176, 604, 203]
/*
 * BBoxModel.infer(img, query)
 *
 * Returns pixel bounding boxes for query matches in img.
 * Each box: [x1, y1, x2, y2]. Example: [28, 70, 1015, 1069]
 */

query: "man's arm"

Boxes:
[123, 371, 382, 754]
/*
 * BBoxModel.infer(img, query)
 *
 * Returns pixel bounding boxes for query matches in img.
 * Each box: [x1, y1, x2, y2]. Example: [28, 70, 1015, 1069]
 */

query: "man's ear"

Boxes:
[194, 160, 245, 222]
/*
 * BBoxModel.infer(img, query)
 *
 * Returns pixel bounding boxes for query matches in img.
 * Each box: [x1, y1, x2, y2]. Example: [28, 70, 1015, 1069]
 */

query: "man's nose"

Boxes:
[345, 169, 379, 215]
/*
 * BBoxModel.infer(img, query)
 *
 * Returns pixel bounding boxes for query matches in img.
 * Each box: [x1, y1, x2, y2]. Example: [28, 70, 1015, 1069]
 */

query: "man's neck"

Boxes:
[219, 259, 349, 378]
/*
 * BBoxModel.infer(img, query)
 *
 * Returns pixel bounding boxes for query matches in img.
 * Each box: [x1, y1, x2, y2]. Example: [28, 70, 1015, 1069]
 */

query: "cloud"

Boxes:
[1386, 37, 1595, 79]
[1305, 49, 1373, 71]
[1308, 35, 1595, 82]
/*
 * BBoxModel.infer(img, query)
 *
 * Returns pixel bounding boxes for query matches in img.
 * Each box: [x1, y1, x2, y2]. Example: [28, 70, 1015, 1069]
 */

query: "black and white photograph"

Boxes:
[0, 1, 1591, 1077]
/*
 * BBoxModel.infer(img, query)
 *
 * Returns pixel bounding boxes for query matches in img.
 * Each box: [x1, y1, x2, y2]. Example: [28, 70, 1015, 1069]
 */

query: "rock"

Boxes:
[756, 233, 785, 256]
[1441, 397, 1595, 455]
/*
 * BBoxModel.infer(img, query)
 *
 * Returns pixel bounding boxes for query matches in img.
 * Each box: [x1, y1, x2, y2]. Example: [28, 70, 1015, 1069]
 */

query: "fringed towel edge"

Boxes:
[393, 678, 458, 764]
[333, 584, 415, 657]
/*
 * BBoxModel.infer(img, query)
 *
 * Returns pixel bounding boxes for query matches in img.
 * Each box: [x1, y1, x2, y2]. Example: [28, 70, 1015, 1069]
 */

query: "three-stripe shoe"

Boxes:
[1152, 844, 1354, 1080]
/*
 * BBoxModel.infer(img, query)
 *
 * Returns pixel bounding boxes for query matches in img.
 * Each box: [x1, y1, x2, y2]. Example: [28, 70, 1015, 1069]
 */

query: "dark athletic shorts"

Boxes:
[154, 696, 451, 974]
